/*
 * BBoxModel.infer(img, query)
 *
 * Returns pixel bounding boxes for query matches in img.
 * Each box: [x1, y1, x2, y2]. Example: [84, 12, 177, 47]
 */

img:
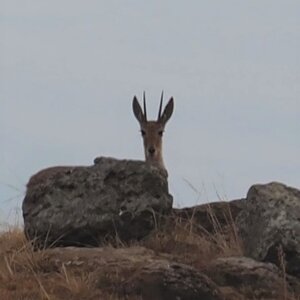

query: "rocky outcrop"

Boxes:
[23, 157, 173, 247]
[22, 166, 300, 299]
[236, 182, 300, 277]
[45, 246, 223, 300]
[34, 246, 300, 300]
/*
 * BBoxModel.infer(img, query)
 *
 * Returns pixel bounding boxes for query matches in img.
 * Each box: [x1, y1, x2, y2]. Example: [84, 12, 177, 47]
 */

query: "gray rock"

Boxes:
[236, 182, 300, 277]
[205, 256, 300, 299]
[133, 260, 224, 300]
[22, 157, 173, 247]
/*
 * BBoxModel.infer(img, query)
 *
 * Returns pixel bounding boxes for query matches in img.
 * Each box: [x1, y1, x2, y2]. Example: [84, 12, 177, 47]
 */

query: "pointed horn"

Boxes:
[158, 90, 164, 120]
[143, 91, 147, 121]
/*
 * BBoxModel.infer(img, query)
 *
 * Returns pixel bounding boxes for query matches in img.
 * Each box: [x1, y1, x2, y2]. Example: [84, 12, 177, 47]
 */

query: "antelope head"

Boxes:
[132, 92, 174, 170]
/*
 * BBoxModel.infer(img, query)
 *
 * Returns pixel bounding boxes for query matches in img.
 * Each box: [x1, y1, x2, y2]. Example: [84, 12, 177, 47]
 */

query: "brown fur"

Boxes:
[132, 93, 174, 171]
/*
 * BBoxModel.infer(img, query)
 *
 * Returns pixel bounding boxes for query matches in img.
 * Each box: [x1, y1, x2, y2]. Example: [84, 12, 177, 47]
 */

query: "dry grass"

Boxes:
[0, 208, 241, 299]
[0, 207, 298, 300]
[140, 204, 243, 270]
[0, 227, 123, 299]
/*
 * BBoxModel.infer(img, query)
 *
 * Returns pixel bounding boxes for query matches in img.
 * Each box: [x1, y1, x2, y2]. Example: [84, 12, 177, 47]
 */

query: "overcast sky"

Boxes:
[1, 1, 299, 226]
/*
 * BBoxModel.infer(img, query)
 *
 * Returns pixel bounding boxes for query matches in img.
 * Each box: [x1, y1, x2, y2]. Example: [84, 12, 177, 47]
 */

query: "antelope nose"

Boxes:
[148, 147, 155, 154]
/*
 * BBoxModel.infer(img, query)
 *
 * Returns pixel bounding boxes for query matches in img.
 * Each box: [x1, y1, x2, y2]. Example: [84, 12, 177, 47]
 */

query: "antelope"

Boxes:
[132, 92, 174, 172]
[27, 94, 174, 189]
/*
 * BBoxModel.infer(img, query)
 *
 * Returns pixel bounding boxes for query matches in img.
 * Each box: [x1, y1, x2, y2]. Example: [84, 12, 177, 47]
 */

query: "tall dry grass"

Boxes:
[0, 207, 298, 300]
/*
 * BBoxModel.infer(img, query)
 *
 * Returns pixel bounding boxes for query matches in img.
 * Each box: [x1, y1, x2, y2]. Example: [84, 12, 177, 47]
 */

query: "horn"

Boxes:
[143, 91, 147, 121]
[158, 90, 164, 120]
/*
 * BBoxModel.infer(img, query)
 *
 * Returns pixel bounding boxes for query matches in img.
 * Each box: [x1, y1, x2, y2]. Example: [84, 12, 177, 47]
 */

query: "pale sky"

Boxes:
[1, 1, 299, 226]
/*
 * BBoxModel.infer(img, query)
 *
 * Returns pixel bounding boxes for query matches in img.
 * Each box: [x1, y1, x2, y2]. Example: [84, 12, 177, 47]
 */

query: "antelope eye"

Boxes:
[158, 130, 163, 136]
[141, 130, 146, 136]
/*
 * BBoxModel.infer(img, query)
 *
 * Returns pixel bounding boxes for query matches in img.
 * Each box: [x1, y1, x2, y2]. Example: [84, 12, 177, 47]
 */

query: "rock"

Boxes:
[44, 246, 224, 300]
[22, 157, 173, 247]
[205, 256, 300, 299]
[173, 199, 245, 234]
[132, 260, 224, 300]
[45, 246, 160, 273]
[236, 182, 300, 277]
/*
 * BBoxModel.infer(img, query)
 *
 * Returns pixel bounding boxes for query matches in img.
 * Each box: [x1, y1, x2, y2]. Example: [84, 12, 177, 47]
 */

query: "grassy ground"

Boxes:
[0, 210, 298, 300]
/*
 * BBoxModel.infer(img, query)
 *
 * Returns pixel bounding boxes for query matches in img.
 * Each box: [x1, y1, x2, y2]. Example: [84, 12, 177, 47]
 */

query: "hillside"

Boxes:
[1, 198, 299, 300]
[3, 157, 299, 299]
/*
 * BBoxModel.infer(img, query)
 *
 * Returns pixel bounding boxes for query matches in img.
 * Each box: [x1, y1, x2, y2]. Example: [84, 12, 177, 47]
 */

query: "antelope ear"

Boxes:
[132, 97, 145, 123]
[159, 98, 174, 125]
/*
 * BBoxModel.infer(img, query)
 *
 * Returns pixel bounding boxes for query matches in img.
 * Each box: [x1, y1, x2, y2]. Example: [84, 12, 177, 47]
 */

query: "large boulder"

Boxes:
[23, 157, 173, 247]
[236, 182, 300, 277]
